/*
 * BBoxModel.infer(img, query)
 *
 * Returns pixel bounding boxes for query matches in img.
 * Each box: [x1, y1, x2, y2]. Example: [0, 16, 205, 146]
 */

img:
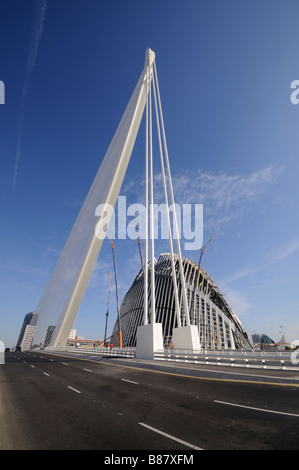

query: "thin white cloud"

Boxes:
[220, 237, 299, 288]
[123, 163, 283, 231]
[170, 163, 284, 230]
[12, 0, 47, 195]
[220, 287, 251, 318]
[216, 238, 299, 327]
[220, 266, 259, 286]
[270, 238, 299, 264]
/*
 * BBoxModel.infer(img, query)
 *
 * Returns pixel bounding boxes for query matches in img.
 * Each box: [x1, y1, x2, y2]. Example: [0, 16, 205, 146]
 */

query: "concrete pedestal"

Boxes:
[172, 325, 201, 351]
[136, 323, 164, 359]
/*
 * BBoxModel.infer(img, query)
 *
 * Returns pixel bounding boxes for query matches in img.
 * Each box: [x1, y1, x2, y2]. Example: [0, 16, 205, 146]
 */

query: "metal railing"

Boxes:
[43, 345, 136, 358]
[154, 349, 299, 371]
[39, 346, 299, 370]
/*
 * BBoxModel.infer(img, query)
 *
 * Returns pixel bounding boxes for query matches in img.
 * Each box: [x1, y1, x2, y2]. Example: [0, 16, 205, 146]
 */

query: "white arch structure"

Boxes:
[34, 49, 200, 354]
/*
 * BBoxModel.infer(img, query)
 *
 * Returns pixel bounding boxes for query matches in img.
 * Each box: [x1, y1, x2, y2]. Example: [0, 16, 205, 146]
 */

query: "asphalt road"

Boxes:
[1, 350, 299, 451]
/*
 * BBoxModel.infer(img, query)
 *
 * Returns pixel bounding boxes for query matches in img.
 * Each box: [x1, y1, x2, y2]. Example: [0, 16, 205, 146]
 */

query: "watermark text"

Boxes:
[291, 340, 299, 364]
[0, 340, 4, 364]
[290, 80, 299, 104]
[0, 80, 4, 104]
[95, 196, 203, 251]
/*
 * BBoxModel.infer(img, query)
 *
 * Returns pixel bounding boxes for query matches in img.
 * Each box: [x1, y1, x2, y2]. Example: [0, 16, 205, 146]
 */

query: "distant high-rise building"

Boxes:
[44, 325, 56, 346]
[252, 333, 261, 345]
[44, 326, 77, 346]
[69, 329, 76, 340]
[17, 312, 39, 350]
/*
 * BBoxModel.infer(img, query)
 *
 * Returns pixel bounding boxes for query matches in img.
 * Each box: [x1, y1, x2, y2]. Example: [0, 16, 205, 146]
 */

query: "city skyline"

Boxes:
[1, 0, 299, 348]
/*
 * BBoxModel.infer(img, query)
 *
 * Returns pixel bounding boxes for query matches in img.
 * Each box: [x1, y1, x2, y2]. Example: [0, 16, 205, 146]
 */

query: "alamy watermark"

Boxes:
[95, 196, 203, 251]
[0, 340, 4, 364]
[290, 80, 299, 104]
[291, 340, 299, 365]
[0, 80, 4, 104]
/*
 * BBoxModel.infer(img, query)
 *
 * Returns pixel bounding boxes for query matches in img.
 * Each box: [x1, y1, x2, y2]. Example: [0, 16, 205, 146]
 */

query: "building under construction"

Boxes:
[111, 253, 253, 350]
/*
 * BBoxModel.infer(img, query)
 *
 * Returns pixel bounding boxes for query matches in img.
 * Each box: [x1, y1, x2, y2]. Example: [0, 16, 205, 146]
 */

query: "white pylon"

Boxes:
[35, 49, 154, 347]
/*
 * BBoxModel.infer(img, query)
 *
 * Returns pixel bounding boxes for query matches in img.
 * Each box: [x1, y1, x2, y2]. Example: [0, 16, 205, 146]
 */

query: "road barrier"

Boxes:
[43, 345, 136, 358]
[39, 346, 299, 371]
[154, 349, 299, 371]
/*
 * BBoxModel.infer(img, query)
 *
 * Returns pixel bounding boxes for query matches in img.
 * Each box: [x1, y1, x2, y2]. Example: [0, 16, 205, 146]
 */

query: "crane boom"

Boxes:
[189, 233, 216, 323]
[198, 232, 216, 267]
[109, 233, 123, 348]
[104, 271, 112, 344]
[136, 223, 144, 270]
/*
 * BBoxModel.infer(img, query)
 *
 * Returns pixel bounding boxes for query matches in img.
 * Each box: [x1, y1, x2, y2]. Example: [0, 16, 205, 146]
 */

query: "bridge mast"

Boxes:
[35, 50, 155, 347]
[35, 49, 200, 354]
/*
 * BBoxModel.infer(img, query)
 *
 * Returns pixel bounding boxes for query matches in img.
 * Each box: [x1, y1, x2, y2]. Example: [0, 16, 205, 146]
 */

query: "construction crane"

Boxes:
[109, 234, 123, 348]
[104, 271, 112, 345]
[189, 233, 216, 321]
[136, 223, 144, 270]
[214, 331, 219, 349]
[198, 233, 216, 269]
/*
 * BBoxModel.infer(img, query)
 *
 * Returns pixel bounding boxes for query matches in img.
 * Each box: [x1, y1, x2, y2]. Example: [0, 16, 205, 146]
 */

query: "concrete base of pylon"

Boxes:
[136, 323, 164, 359]
[172, 325, 201, 351]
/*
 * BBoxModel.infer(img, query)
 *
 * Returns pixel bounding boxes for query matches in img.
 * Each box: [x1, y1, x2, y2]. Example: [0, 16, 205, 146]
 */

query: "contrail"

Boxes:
[12, 0, 47, 195]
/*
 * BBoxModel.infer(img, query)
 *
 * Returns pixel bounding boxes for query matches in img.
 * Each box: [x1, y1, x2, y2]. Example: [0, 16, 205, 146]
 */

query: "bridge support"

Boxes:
[172, 325, 201, 351]
[136, 323, 163, 359]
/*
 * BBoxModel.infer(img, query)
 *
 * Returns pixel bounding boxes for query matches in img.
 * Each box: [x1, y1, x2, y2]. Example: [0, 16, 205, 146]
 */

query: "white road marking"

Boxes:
[31, 365, 35, 368]
[43, 372, 50, 376]
[139, 422, 204, 450]
[62, 362, 68, 366]
[68, 386, 81, 394]
[214, 400, 299, 418]
[121, 378, 138, 384]
[83, 368, 93, 372]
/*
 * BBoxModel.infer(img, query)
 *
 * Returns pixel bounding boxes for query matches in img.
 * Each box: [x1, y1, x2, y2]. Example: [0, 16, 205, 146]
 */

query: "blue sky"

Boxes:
[1, 0, 299, 348]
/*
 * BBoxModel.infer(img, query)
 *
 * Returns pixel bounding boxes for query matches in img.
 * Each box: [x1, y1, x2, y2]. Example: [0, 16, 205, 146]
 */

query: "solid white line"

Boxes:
[43, 372, 50, 376]
[214, 400, 299, 418]
[68, 386, 81, 394]
[139, 422, 204, 450]
[121, 378, 138, 384]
